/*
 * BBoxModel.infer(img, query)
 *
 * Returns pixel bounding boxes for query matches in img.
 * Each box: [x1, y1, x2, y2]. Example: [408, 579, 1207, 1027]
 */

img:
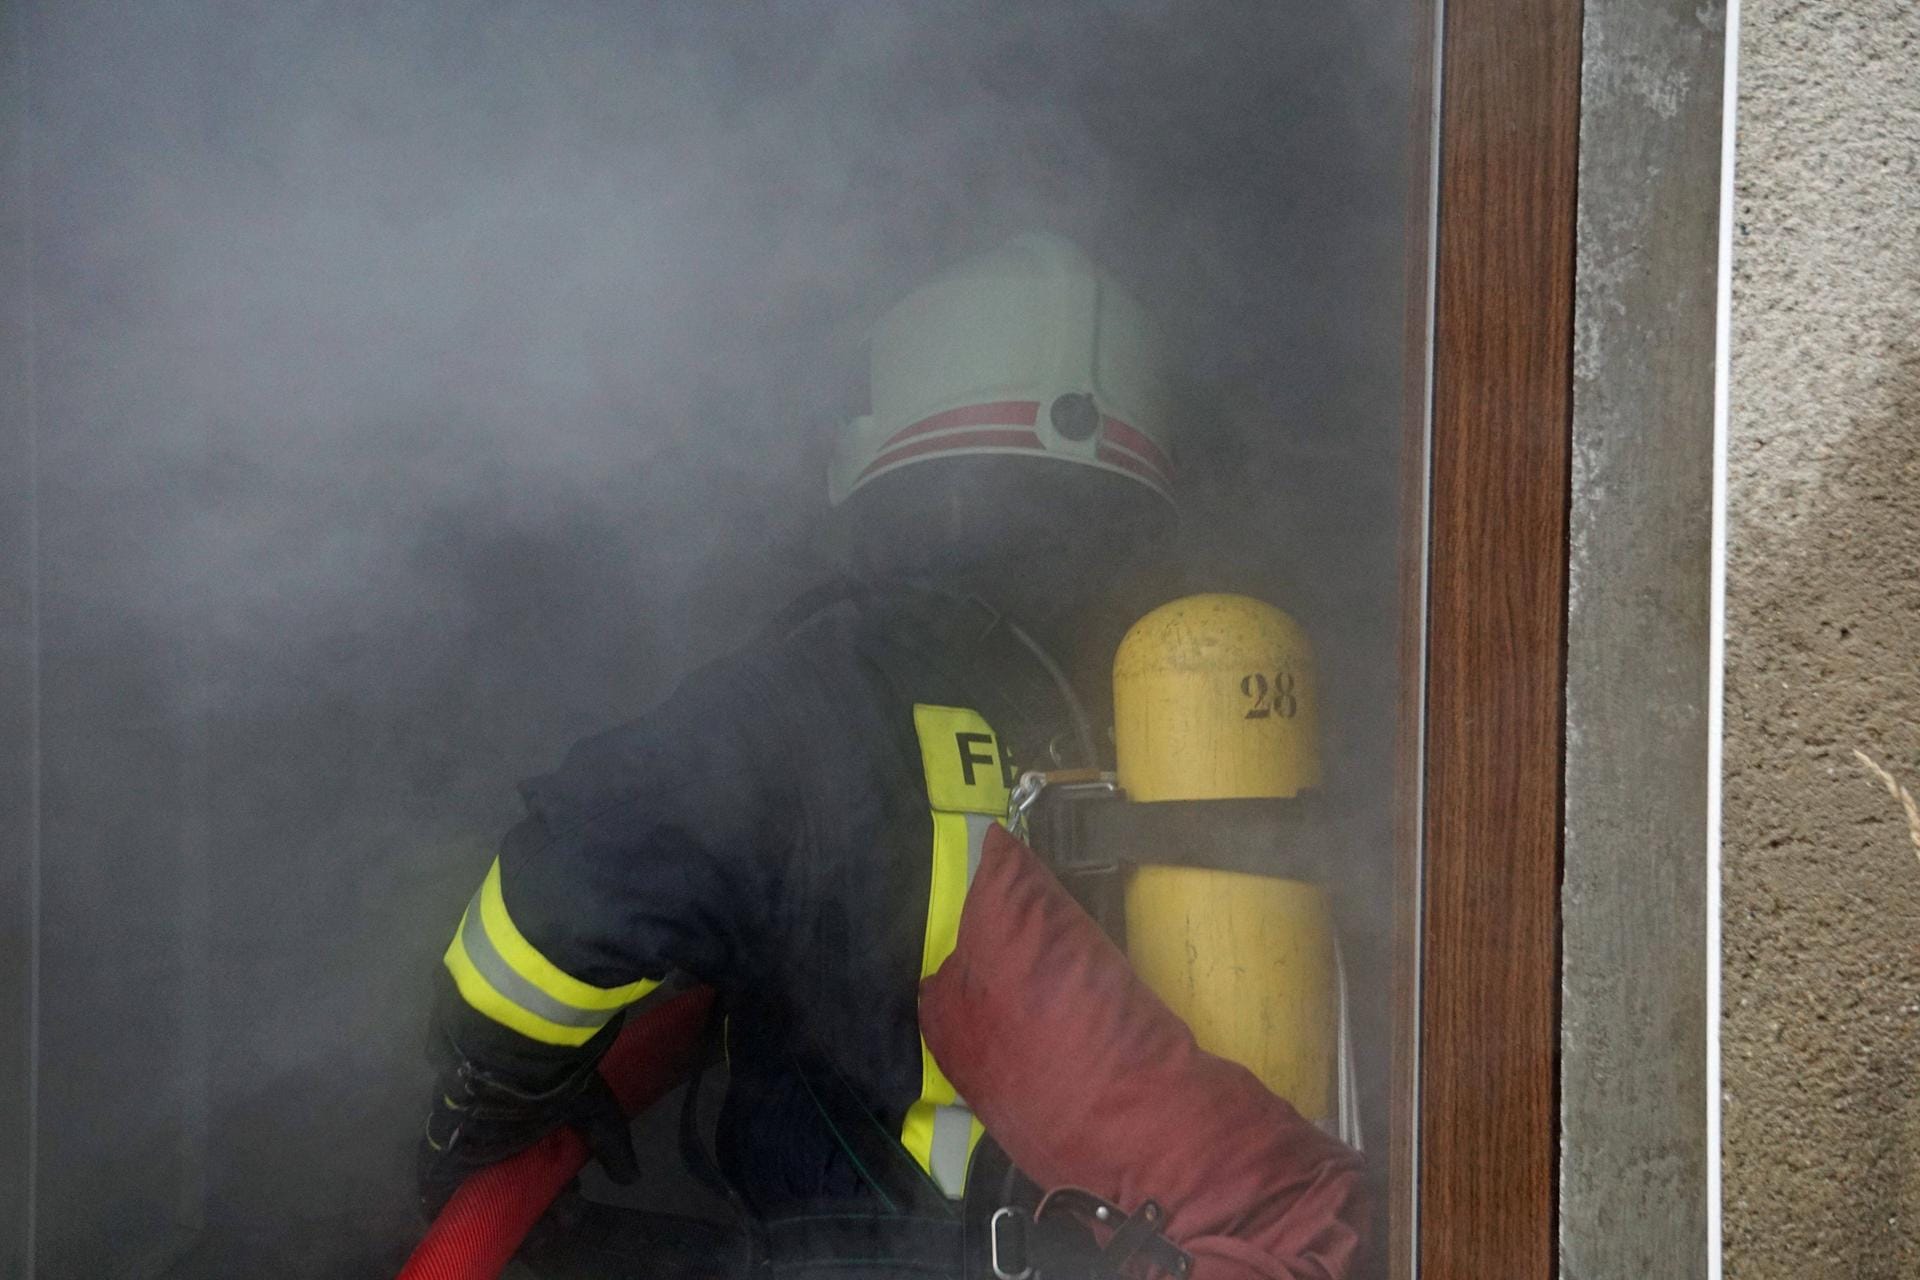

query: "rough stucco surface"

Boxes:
[1721, 1, 1920, 1274]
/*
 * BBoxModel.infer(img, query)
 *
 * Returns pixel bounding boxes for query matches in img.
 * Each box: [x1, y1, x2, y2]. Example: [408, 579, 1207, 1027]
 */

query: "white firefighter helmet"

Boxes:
[828, 232, 1178, 509]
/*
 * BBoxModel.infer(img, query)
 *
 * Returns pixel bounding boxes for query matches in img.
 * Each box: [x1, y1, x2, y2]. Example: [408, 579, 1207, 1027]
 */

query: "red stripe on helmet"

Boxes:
[881, 400, 1042, 450]
[856, 428, 1045, 484]
[1099, 416, 1175, 481]
[1097, 442, 1174, 496]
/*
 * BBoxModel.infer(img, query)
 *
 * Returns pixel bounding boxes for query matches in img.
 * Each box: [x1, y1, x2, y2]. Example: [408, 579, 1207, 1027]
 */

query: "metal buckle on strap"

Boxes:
[1007, 769, 1121, 840]
[989, 1206, 1033, 1280]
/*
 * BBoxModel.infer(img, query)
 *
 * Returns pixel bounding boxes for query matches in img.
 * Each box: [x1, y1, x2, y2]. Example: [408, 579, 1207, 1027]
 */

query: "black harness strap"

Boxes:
[786, 1046, 958, 1221]
[1019, 1190, 1192, 1280]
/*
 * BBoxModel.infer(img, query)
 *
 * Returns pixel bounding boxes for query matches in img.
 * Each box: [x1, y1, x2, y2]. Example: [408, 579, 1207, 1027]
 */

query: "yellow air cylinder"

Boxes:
[1113, 594, 1336, 1124]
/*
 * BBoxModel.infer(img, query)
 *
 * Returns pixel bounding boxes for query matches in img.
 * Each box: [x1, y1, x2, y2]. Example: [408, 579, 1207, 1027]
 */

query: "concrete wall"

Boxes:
[1721, 1, 1920, 1274]
[1562, 2, 1723, 1275]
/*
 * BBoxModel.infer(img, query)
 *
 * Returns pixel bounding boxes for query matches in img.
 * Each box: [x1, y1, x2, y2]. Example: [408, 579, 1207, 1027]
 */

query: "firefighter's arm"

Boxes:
[419, 987, 640, 1216]
[418, 655, 791, 1213]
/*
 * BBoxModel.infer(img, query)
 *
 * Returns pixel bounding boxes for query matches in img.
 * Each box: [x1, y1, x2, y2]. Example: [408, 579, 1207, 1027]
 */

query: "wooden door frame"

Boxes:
[1405, 0, 1726, 1273]
[1400, 0, 1583, 1276]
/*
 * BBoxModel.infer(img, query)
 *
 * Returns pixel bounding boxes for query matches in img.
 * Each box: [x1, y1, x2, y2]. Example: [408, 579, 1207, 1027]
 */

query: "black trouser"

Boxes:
[758, 1213, 969, 1278]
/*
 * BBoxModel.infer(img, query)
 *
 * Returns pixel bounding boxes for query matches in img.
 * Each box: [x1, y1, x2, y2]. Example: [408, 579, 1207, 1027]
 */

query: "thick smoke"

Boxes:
[4, 2, 1415, 1275]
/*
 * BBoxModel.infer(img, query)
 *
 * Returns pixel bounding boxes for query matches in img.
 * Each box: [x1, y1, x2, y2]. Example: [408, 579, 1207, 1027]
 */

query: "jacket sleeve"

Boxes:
[433, 648, 799, 1086]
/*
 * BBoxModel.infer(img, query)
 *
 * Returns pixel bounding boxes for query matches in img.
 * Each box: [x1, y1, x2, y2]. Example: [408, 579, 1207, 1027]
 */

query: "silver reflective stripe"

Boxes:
[964, 813, 995, 885]
[458, 890, 611, 1031]
[928, 1103, 975, 1198]
[1334, 935, 1364, 1151]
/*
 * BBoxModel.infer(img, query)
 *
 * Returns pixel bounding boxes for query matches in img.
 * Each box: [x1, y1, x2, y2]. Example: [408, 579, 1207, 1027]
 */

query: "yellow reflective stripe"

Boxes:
[442, 907, 600, 1047]
[912, 704, 1012, 815]
[921, 812, 971, 976]
[902, 808, 988, 1196]
[441, 858, 661, 1047]
[477, 860, 656, 1011]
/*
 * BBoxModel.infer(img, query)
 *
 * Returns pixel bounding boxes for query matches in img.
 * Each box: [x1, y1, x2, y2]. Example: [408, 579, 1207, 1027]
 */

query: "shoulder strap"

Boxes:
[855, 584, 1098, 774]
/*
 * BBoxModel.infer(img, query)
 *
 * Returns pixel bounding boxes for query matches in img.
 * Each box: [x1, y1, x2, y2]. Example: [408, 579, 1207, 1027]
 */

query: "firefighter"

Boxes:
[417, 232, 1183, 1273]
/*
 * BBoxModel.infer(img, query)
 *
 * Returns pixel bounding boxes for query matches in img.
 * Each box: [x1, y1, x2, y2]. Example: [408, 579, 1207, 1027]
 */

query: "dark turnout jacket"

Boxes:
[432, 580, 1088, 1220]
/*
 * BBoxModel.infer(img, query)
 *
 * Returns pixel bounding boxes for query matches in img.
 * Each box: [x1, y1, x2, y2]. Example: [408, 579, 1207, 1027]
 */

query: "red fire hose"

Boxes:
[397, 985, 716, 1280]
